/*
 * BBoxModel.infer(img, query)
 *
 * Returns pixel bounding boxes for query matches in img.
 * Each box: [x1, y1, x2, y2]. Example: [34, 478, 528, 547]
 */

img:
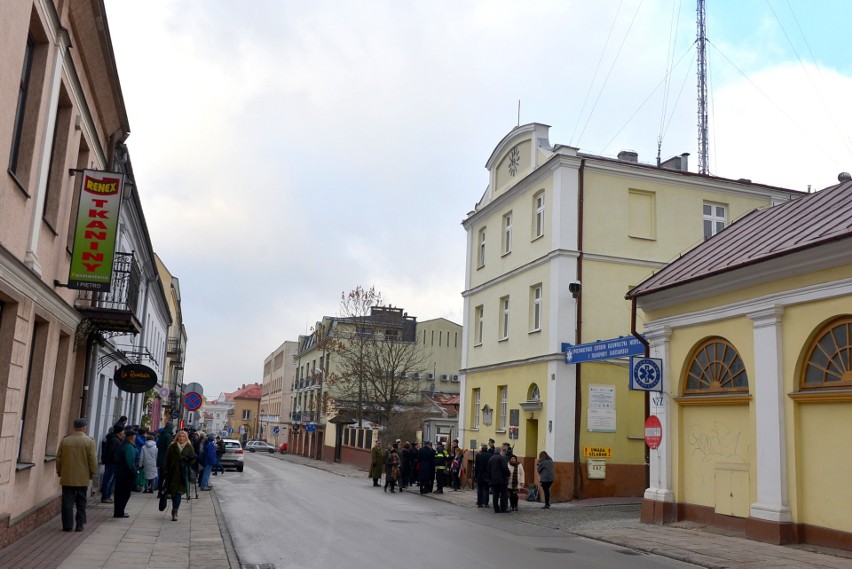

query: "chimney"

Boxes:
[838, 172, 851, 182]
[617, 150, 638, 163]
[659, 153, 690, 172]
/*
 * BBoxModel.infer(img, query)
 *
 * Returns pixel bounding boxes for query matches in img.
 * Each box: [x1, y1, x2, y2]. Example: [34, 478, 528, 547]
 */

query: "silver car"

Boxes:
[220, 438, 244, 472]
[245, 440, 276, 453]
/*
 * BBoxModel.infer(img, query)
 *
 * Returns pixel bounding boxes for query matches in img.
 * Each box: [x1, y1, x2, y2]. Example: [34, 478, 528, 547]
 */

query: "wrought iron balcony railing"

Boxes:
[74, 252, 142, 334]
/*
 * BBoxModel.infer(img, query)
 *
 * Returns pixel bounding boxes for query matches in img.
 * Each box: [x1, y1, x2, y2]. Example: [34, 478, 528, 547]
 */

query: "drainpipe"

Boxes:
[630, 297, 651, 491]
[572, 159, 585, 500]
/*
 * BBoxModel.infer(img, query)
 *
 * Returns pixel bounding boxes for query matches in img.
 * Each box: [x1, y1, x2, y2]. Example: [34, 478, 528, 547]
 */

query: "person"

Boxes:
[408, 442, 420, 487]
[199, 434, 217, 490]
[214, 435, 226, 475]
[156, 422, 174, 493]
[433, 442, 447, 494]
[417, 441, 436, 494]
[99, 423, 123, 503]
[140, 434, 159, 493]
[163, 429, 196, 521]
[113, 427, 138, 518]
[488, 443, 510, 513]
[384, 444, 401, 493]
[486, 438, 496, 454]
[400, 442, 414, 489]
[474, 443, 490, 508]
[537, 451, 555, 509]
[369, 439, 384, 487]
[507, 454, 526, 511]
[133, 426, 148, 492]
[450, 447, 463, 491]
[56, 418, 97, 532]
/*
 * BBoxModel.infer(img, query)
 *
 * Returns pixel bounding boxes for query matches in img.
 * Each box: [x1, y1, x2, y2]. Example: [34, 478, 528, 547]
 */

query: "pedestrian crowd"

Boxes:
[95, 418, 226, 525]
[368, 436, 556, 513]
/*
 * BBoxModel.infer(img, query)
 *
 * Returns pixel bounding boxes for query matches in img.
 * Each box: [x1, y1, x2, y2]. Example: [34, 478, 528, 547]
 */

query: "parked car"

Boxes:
[220, 438, 244, 472]
[245, 440, 276, 453]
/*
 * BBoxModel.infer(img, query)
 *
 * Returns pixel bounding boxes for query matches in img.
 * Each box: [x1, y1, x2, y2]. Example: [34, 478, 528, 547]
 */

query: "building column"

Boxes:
[642, 325, 675, 523]
[746, 306, 793, 543]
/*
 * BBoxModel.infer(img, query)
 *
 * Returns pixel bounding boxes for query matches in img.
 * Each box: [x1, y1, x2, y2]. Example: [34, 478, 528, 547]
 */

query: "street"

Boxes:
[214, 454, 697, 569]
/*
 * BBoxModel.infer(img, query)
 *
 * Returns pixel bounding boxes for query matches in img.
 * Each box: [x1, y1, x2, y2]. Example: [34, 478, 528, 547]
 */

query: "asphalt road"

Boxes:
[213, 453, 699, 569]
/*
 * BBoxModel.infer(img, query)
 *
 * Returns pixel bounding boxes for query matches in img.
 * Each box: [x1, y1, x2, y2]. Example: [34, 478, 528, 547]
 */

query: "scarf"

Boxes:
[511, 464, 518, 489]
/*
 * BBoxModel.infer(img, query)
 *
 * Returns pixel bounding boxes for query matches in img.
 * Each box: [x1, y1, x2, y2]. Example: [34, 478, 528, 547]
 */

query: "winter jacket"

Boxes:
[140, 440, 158, 480]
[164, 442, 196, 496]
[487, 452, 510, 486]
[156, 425, 173, 468]
[537, 458, 555, 483]
[100, 431, 122, 465]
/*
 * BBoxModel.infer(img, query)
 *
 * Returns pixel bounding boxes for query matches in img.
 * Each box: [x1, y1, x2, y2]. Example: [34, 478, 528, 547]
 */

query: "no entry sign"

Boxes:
[644, 415, 662, 449]
[183, 391, 203, 411]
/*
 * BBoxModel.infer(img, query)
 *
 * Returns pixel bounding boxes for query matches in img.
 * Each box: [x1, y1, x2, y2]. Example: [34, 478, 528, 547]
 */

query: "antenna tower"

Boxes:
[696, 0, 708, 174]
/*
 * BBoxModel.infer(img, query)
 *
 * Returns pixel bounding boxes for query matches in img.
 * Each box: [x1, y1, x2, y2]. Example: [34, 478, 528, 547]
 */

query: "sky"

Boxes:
[102, 0, 852, 397]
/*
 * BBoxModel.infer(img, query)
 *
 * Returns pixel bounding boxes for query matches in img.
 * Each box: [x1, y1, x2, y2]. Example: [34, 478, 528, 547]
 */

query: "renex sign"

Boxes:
[68, 170, 124, 291]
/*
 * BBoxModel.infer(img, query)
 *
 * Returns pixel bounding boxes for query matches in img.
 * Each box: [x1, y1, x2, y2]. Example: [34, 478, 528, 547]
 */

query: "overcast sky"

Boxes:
[103, 0, 852, 398]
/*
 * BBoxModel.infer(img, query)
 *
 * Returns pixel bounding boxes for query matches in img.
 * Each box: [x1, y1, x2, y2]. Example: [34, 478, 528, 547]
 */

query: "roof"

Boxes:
[229, 383, 262, 400]
[627, 180, 852, 299]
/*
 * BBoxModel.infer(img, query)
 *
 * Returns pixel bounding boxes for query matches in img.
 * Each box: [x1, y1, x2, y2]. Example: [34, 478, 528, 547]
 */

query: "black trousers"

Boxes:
[114, 472, 134, 516]
[492, 483, 508, 512]
[61, 486, 87, 530]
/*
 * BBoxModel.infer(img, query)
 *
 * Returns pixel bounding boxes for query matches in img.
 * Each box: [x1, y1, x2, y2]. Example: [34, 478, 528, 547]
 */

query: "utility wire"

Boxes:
[657, 0, 683, 152]
[570, 0, 625, 145]
[576, 0, 645, 147]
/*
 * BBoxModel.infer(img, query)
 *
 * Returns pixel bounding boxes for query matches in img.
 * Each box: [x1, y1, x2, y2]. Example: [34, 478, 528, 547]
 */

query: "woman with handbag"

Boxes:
[163, 430, 196, 521]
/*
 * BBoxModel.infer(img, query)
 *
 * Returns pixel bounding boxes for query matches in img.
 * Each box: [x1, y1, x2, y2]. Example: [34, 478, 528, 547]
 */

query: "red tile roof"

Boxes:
[229, 383, 262, 400]
[627, 180, 852, 299]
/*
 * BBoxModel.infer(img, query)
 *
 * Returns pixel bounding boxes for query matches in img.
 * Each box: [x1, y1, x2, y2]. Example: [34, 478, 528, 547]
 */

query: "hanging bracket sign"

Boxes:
[113, 364, 157, 393]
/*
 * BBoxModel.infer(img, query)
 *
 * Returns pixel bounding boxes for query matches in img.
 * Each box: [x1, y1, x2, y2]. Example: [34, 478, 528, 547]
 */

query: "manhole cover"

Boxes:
[535, 548, 574, 554]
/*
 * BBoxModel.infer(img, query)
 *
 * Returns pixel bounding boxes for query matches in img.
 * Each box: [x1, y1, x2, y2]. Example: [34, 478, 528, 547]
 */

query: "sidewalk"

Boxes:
[0, 487, 236, 569]
[278, 453, 852, 569]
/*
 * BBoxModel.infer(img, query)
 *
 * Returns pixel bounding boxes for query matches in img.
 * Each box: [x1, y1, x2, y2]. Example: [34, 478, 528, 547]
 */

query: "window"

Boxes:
[684, 338, 748, 394]
[9, 30, 49, 192]
[43, 93, 72, 232]
[478, 227, 486, 267]
[499, 296, 510, 340]
[242, 409, 251, 420]
[533, 191, 545, 239]
[9, 36, 34, 179]
[801, 316, 852, 389]
[474, 305, 484, 345]
[530, 284, 542, 332]
[472, 388, 481, 429]
[529, 384, 541, 401]
[498, 386, 508, 431]
[19, 319, 48, 463]
[502, 211, 512, 255]
[703, 202, 727, 239]
[628, 189, 656, 240]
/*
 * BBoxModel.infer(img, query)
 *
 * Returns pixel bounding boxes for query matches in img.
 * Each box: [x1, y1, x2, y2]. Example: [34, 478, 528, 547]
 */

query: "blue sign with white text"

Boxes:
[562, 336, 646, 364]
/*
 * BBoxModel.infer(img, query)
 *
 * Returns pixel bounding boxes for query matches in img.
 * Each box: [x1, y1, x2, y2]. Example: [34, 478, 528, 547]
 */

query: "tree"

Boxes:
[323, 286, 430, 428]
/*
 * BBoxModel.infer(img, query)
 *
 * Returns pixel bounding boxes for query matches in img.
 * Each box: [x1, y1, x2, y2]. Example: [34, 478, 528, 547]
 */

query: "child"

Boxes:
[140, 434, 159, 493]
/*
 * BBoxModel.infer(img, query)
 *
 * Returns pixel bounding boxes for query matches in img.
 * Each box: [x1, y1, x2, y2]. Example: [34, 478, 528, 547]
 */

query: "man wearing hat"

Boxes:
[56, 418, 97, 531]
[113, 426, 138, 518]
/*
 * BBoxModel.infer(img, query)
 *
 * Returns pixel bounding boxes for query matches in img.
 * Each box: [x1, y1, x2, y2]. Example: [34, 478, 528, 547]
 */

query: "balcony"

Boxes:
[74, 252, 142, 334]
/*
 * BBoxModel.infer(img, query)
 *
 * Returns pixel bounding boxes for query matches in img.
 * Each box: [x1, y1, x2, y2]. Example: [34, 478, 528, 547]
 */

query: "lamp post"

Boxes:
[259, 410, 266, 441]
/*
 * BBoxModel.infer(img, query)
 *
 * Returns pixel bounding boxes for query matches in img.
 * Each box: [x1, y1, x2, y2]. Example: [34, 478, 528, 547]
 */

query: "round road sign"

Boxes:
[183, 391, 203, 411]
[645, 415, 662, 449]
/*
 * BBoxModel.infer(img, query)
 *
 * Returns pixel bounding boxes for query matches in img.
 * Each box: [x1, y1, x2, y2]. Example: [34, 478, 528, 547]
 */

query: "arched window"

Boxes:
[528, 384, 540, 401]
[684, 338, 748, 394]
[802, 316, 852, 389]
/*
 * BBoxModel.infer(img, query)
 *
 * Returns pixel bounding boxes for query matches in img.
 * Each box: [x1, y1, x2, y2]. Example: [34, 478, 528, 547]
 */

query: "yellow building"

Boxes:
[229, 383, 261, 444]
[627, 176, 852, 550]
[261, 340, 297, 448]
[460, 123, 801, 502]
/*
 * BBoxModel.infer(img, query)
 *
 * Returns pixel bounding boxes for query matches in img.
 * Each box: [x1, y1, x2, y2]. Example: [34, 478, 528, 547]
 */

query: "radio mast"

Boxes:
[696, 0, 709, 174]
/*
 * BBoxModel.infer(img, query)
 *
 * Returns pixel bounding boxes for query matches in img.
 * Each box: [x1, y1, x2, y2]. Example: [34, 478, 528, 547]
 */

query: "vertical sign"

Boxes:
[68, 170, 124, 291]
[588, 384, 616, 432]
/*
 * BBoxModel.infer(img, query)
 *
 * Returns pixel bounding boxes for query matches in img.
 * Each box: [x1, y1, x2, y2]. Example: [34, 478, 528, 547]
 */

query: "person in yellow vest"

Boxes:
[433, 442, 448, 494]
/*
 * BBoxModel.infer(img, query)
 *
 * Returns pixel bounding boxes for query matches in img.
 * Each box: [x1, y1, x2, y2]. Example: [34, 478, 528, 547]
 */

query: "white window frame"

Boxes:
[703, 202, 727, 239]
[478, 227, 486, 267]
[533, 191, 545, 239]
[499, 296, 510, 340]
[502, 211, 512, 255]
[499, 386, 508, 431]
[472, 388, 481, 429]
[475, 305, 484, 345]
[531, 284, 542, 332]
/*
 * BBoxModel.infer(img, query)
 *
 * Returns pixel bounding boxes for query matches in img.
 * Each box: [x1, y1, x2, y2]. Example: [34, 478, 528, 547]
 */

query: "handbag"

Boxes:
[526, 485, 539, 502]
[158, 491, 168, 511]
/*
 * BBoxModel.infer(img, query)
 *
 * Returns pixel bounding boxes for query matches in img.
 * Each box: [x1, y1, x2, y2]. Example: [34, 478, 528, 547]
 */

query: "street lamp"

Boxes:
[259, 410, 266, 441]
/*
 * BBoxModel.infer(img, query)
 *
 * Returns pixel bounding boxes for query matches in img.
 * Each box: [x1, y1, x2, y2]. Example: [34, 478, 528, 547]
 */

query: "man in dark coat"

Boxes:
[113, 427, 138, 518]
[369, 439, 384, 486]
[156, 422, 174, 494]
[417, 441, 436, 494]
[100, 424, 123, 503]
[474, 443, 491, 508]
[487, 443, 510, 513]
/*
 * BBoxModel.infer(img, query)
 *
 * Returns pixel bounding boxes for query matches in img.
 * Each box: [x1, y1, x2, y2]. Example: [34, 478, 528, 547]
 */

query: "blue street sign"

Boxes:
[630, 356, 663, 391]
[305, 423, 316, 433]
[562, 336, 646, 364]
[273, 426, 280, 434]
